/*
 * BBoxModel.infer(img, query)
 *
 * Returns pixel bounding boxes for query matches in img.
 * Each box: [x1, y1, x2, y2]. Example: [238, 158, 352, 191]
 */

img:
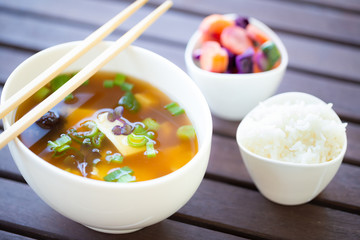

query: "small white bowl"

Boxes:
[185, 16, 288, 121]
[2, 42, 213, 233]
[236, 92, 347, 205]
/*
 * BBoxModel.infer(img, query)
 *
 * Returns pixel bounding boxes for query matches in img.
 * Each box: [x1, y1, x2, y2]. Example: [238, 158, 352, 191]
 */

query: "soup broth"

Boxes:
[16, 72, 198, 182]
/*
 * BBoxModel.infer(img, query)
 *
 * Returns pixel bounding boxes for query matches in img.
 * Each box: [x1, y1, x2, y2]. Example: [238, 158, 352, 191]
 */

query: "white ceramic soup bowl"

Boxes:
[236, 92, 347, 205]
[185, 16, 288, 121]
[2, 41, 213, 233]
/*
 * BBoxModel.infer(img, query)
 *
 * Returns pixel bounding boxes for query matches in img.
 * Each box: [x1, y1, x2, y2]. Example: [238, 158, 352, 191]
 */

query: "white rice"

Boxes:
[239, 100, 347, 164]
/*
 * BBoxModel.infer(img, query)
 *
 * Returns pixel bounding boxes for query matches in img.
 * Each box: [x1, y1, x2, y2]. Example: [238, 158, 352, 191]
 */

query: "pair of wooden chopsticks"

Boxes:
[0, 0, 173, 150]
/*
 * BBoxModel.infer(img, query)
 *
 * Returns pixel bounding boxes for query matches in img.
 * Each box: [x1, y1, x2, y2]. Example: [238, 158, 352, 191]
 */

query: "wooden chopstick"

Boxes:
[0, 0, 173, 150]
[0, 0, 148, 120]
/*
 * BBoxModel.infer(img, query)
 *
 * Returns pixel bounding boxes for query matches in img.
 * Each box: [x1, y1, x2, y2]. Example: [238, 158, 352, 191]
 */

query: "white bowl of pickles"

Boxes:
[2, 41, 213, 233]
[185, 14, 288, 120]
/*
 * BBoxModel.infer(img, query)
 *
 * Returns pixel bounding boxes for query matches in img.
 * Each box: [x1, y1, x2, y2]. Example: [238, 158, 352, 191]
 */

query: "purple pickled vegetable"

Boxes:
[235, 47, 255, 73]
[234, 16, 249, 29]
[224, 47, 236, 72]
[192, 48, 202, 60]
[254, 50, 268, 71]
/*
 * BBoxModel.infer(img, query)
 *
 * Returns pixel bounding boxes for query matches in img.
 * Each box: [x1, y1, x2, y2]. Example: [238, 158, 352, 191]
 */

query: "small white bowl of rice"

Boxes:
[236, 92, 347, 205]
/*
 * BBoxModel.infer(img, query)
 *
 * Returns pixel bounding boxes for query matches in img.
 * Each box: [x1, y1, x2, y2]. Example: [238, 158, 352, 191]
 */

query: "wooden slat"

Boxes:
[0, 230, 35, 240]
[178, 179, 360, 240]
[291, 0, 360, 13]
[208, 134, 360, 211]
[0, 47, 33, 84]
[148, 0, 360, 46]
[1, 127, 359, 214]
[1, 174, 359, 240]
[0, 1, 360, 83]
[2, 44, 360, 124]
[0, 177, 244, 240]
[2, 0, 360, 47]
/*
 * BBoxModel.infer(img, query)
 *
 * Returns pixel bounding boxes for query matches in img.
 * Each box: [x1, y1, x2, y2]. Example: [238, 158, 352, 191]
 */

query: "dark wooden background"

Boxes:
[0, 0, 359, 239]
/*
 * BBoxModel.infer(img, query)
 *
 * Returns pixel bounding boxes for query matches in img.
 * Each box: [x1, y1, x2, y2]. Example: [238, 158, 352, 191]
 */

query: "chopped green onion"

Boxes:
[114, 73, 126, 86]
[92, 132, 105, 148]
[145, 131, 155, 140]
[103, 80, 114, 88]
[165, 102, 185, 116]
[104, 166, 135, 183]
[56, 144, 71, 152]
[118, 91, 140, 113]
[64, 93, 74, 102]
[106, 153, 123, 163]
[79, 121, 98, 137]
[133, 124, 147, 135]
[177, 125, 196, 140]
[33, 87, 51, 102]
[120, 82, 133, 92]
[143, 118, 160, 131]
[82, 79, 90, 86]
[48, 134, 72, 152]
[50, 74, 71, 92]
[127, 133, 147, 147]
[67, 129, 84, 144]
[145, 142, 157, 158]
[117, 174, 136, 183]
[82, 138, 92, 145]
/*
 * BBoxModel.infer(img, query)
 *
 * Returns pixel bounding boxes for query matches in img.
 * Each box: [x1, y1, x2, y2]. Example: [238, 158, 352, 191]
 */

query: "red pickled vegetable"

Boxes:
[200, 41, 229, 73]
[199, 14, 234, 42]
[220, 26, 253, 55]
[246, 24, 270, 45]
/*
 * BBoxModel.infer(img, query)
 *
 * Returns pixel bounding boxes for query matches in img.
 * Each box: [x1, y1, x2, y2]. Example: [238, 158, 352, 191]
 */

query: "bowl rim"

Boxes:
[236, 92, 347, 167]
[185, 15, 289, 79]
[2, 41, 213, 189]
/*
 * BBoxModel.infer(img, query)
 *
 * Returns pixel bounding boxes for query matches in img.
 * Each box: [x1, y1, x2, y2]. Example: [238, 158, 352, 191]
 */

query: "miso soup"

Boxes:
[16, 72, 198, 182]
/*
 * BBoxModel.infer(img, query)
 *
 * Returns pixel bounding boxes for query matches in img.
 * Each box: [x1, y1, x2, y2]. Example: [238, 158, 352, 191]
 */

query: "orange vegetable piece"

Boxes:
[220, 26, 253, 55]
[199, 41, 229, 73]
[246, 24, 270, 45]
[199, 14, 234, 42]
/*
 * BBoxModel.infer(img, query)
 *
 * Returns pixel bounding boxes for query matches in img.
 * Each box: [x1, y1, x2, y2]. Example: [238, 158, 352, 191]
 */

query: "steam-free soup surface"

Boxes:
[16, 72, 198, 182]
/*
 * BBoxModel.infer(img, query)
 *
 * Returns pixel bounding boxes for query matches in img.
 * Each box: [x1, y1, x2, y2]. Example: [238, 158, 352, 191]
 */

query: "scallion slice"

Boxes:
[143, 118, 160, 131]
[118, 91, 140, 112]
[48, 134, 72, 151]
[104, 166, 135, 183]
[92, 132, 105, 148]
[64, 93, 74, 102]
[133, 124, 147, 135]
[177, 125, 196, 140]
[164, 102, 185, 116]
[80, 121, 98, 137]
[103, 80, 114, 88]
[114, 73, 126, 86]
[50, 74, 71, 92]
[145, 142, 157, 158]
[127, 133, 147, 147]
[120, 82, 134, 92]
[33, 87, 51, 102]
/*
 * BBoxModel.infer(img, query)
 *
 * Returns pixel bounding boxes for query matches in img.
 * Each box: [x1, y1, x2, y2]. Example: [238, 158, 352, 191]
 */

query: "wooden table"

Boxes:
[0, 0, 359, 239]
